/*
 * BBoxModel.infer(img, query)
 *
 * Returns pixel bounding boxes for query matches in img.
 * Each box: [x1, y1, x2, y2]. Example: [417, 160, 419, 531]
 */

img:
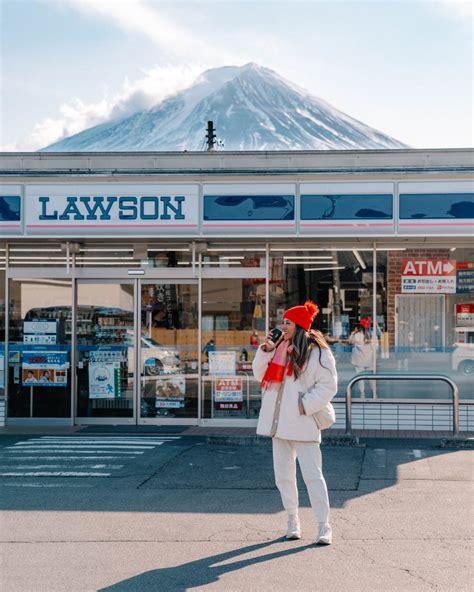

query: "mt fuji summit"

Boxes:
[42, 63, 407, 152]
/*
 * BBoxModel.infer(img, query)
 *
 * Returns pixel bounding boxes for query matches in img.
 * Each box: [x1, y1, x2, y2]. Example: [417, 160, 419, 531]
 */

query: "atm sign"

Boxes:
[401, 259, 456, 293]
[402, 259, 456, 276]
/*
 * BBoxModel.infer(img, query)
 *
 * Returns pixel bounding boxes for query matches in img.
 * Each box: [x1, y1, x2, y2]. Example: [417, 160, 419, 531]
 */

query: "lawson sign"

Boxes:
[25, 185, 199, 235]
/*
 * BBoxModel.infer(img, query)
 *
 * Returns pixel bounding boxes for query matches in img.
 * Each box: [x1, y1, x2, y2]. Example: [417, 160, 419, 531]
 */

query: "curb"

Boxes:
[206, 434, 360, 446]
[439, 437, 474, 449]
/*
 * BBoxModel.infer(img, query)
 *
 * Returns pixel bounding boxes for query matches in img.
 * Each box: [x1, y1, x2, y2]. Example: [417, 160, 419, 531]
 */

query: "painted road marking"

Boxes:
[3, 456, 134, 461]
[0, 464, 124, 470]
[0, 471, 111, 477]
[0, 436, 181, 480]
[10, 444, 158, 449]
[7, 449, 145, 454]
[0, 483, 95, 488]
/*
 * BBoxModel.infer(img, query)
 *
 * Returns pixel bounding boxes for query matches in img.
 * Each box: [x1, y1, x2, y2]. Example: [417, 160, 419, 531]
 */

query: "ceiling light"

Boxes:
[352, 250, 367, 270]
[304, 266, 345, 272]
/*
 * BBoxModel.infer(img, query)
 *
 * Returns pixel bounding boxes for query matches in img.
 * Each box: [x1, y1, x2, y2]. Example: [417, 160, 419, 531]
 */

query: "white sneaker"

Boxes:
[285, 515, 301, 540]
[316, 523, 332, 545]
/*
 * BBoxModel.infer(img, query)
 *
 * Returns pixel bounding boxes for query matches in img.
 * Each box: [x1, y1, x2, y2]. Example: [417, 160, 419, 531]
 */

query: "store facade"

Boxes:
[0, 149, 473, 430]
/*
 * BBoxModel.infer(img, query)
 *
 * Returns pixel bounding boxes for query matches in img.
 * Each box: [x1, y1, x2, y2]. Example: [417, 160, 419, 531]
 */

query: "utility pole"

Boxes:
[206, 121, 216, 151]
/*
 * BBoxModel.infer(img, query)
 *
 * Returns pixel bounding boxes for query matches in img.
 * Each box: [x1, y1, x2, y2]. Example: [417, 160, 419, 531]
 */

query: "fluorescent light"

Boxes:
[352, 250, 367, 270]
[80, 248, 132, 253]
[202, 261, 242, 265]
[76, 256, 135, 261]
[9, 248, 62, 253]
[450, 247, 457, 252]
[10, 256, 67, 261]
[284, 260, 337, 265]
[208, 247, 266, 252]
[283, 256, 333, 260]
[304, 266, 346, 272]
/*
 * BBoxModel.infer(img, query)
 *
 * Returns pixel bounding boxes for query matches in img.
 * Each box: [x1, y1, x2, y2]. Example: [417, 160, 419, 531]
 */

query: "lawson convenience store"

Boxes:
[0, 149, 473, 431]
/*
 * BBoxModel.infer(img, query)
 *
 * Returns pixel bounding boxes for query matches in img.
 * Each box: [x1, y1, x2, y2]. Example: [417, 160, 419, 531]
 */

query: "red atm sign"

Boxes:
[401, 259, 456, 293]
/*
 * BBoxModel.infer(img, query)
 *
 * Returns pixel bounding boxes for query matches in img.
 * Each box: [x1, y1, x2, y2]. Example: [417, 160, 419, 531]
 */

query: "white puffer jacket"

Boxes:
[252, 344, 338, 442]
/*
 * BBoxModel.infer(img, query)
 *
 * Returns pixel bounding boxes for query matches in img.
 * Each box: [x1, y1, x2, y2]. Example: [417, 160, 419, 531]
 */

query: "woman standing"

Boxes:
[349, 318, 374, 399]
[252, 301, 337, 545]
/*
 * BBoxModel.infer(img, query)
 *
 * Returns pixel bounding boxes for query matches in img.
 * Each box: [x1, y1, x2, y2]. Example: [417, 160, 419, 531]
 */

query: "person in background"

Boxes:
[348, 317, 375, 398]
[202, 339, 216, 362]
[250, 331, 260, 350]
[252, 301, 337, 545]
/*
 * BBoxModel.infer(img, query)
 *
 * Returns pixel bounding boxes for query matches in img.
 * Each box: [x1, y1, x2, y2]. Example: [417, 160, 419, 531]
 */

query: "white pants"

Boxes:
[354, 366, 372, 397]
[272, 438, 330, 526]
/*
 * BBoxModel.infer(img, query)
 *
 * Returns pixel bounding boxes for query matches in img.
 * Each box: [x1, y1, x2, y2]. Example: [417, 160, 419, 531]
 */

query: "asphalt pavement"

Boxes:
[0, 433, 473, 592]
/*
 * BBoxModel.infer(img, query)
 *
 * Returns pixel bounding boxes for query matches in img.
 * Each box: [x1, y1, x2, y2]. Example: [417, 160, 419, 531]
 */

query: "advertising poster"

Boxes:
[455, 303, 474, 327]
[23, 320, 58, 345]
[22, 351, 68, 387]
[456, 262, 474, 294]
[208, 351, 236, 376]
[401, 259, 456, 293]
[214, 377, 243, 411]
[88, 361, 121, 399]
[155, 375, 185, 408]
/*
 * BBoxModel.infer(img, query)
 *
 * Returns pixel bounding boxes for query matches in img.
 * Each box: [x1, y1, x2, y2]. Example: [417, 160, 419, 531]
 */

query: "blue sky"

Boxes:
[1, 0, 472, 150]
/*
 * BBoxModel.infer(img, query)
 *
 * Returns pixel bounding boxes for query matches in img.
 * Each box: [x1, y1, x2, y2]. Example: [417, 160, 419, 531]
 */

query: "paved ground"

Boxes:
[0, 433, 473, 591]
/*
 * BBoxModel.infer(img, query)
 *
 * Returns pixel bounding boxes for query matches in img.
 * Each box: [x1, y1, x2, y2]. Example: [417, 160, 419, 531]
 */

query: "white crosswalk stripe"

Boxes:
[0, 435, 181, 480]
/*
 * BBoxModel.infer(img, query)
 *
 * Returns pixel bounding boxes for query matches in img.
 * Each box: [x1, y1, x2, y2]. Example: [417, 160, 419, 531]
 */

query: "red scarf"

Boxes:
[261, 340, 294, 390]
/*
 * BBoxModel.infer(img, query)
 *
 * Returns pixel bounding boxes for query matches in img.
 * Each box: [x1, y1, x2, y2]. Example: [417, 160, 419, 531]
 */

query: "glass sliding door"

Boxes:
[201, 276, 266, 421]
[139, 282, 198, 421]
[7, 278, 72, 418]
[76, 281, 135, 421]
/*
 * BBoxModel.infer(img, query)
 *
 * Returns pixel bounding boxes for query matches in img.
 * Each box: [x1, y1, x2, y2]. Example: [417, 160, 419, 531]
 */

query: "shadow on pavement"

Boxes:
[98, 538, 318, 592]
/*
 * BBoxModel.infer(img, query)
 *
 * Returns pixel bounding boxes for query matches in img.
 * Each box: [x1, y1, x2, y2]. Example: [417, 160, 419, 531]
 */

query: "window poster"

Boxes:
[208, 351, 236, 376]
[22, 351, 68, 387]
[88, 361, 121, 399]
[155, 375, 185, 408]
[214, 377, 243, 411]
[23, 320, 58, 345]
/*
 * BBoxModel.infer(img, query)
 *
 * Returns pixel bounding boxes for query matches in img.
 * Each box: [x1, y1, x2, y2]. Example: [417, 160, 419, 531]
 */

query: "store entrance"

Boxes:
[75, 279, 198, 425]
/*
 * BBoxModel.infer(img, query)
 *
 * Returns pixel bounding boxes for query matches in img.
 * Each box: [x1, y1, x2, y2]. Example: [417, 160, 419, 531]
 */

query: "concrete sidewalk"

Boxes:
[1, 433, 473, 591]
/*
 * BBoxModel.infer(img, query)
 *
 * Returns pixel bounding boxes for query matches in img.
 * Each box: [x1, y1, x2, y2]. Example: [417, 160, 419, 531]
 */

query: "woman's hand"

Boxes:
[261, 332, 282, 352]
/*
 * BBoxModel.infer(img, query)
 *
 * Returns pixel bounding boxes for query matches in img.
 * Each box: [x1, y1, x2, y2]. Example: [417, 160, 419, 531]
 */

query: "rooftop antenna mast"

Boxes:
[206, 120, 216, 151]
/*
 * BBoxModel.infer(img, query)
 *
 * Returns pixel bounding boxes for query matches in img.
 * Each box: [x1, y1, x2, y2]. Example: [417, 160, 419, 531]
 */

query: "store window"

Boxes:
[399, 193, 474, 219]
[8, 278, 72, 418]
[0, 196, 21, 221]
[374, 247, 473, 400]
[201, 277, 266, 419]
[269, 248, 377, 399]
[204, 195, 294, 221]
[301, 194, 393, 220]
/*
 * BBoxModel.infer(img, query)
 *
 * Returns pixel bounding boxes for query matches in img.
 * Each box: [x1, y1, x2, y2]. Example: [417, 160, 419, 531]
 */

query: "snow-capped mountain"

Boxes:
[42, 63, 407, 151]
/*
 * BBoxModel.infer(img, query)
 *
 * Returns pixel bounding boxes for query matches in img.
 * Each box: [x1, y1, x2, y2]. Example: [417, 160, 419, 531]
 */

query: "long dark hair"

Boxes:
[290, 325, 330, 379]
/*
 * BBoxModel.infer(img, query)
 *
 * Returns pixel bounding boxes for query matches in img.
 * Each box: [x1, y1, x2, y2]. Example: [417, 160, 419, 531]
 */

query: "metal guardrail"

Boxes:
[346, 374, 460, 437]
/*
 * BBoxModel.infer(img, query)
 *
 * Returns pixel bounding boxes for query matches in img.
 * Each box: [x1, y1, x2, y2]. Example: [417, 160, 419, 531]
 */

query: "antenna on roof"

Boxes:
[206, 121, 216, 151]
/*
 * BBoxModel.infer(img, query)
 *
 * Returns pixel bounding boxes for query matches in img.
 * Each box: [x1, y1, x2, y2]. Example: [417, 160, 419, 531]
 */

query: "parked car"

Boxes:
[125, 331, 181, 376]
[452, 327, 474, 375]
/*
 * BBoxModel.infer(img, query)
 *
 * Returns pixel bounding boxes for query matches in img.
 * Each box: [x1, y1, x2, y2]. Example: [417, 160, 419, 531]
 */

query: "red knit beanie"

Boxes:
[283, 300, 319, 331]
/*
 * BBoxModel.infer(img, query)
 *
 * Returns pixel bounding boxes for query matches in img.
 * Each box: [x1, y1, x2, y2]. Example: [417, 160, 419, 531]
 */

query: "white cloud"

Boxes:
[5, 64, 203, 151]
[60, 0, 228, 61]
